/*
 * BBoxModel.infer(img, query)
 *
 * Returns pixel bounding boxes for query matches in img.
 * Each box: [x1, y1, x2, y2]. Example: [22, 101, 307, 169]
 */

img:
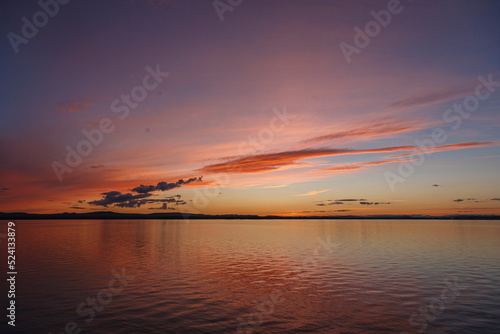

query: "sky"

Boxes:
[1, 0, 499, 216]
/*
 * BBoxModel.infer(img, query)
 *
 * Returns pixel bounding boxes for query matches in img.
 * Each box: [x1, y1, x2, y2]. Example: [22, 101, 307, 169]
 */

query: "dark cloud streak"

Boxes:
[133, 177, 202, 194]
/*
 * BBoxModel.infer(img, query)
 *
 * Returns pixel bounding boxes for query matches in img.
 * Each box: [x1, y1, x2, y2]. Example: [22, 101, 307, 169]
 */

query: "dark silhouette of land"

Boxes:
[0, 211, 499, 220]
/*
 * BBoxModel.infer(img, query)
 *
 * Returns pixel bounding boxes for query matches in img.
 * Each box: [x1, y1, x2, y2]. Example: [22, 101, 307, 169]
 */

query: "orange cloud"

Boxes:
[198, 146, 415, 174]
[199, 141, 499, 177]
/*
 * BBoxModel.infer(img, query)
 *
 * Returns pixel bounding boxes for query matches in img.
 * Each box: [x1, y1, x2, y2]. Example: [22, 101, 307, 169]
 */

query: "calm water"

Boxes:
[1, 219, 500, 333]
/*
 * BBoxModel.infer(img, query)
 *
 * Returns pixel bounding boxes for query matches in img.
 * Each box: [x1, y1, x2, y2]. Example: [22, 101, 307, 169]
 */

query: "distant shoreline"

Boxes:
[1, 212, 499, 220]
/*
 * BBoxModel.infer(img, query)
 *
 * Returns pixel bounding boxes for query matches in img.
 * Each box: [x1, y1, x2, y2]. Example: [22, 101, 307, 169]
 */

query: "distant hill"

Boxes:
[0, 211, 499, 220]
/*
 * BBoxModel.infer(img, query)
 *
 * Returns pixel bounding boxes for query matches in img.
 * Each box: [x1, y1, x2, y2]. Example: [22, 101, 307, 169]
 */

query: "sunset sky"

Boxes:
[1, 0, 499, 216]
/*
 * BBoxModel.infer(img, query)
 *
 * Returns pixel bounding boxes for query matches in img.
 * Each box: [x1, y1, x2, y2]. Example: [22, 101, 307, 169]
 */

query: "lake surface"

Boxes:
[1, 219, 500, 333]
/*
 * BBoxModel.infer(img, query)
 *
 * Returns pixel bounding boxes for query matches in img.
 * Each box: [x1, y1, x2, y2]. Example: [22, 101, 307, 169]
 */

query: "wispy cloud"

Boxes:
[453, 198, 480, 203]
[359, 201, 391, 205]
[316, 198, 390, 206]
[389, 142, 499, 159]
[295, 190, 329, 196]
[199, 141, 499, 177]
[336, 199, 366, 202]
[320, 165, 362, 172]
[198, 146, 415, 174]
[320, 158, 417, 173]
[262, 184, 289, 189]
[387, 83, 472, 110]
[301, 118, 426, 146]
